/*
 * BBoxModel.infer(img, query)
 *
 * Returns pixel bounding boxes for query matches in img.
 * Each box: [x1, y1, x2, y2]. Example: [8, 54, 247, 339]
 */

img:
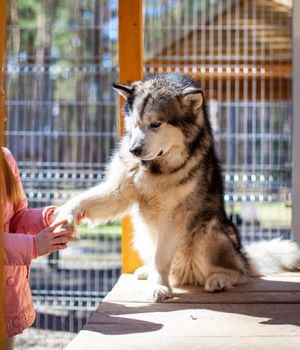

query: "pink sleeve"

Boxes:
[5, 149, 55, 234]
[10, 207, 47, 235]
[2, 233, 38, 265]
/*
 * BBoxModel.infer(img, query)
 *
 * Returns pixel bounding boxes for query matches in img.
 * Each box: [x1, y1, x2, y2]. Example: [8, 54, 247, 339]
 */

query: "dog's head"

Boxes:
[113, 73, 207, 161]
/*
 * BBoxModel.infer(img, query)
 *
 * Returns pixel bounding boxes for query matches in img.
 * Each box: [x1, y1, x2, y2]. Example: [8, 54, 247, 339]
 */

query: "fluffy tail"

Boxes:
[243, 239, 300, 277]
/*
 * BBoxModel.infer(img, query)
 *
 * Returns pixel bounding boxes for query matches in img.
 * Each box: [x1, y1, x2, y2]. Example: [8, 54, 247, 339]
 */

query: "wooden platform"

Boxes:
[66, 273, 300, 350]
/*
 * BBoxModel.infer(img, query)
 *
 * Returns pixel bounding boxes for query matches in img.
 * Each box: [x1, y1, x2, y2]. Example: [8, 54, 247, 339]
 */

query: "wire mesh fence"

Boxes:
[6, 0, 120, 347]
[4, 0, 293, 348]
[144, 0, 292, 242]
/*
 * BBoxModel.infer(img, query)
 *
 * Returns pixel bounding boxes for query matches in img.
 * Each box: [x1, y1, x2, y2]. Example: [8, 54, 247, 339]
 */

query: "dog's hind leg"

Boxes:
[189, 219, 248, 292]
[204, 269, 246, 292]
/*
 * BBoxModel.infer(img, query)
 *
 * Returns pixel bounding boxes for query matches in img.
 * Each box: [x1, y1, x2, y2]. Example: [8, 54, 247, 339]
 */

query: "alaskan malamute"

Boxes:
[58, 73, 300, 301]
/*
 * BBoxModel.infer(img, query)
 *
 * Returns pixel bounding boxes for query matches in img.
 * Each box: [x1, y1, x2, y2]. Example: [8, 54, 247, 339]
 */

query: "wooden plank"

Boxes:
[105, 274, 300, 304]
[118, 0, 143, 274]
[87, 302, 300, 334]
[108, 291, 300, 304]
[67, 273, 300, 350]
[67, 333, 300, 350]
[68, 301, 300, 350]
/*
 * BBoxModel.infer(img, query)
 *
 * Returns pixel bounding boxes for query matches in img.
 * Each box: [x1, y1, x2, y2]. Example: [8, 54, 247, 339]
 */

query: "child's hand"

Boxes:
[35, 219, 75, 257]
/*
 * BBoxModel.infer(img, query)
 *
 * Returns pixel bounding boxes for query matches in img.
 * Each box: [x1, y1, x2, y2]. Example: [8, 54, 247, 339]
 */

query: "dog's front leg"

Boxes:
[54, 152, 138, 228]
[56, 177, 137, 228]
[147, 232, 180, 302]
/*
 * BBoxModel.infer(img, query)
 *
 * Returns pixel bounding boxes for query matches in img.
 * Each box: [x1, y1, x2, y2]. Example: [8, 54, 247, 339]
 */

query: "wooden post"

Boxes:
[118, 0, 143, 273]
[0, 0, 6, 342]
[292, 0, 300, 243]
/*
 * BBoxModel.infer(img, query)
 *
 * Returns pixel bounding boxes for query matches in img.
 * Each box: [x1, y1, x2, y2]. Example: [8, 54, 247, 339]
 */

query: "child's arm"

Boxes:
[10, 202, 56, 236]
[5, 148, 57, 234]
[2, 233, 37, 265]
[3, 220, 75, 265]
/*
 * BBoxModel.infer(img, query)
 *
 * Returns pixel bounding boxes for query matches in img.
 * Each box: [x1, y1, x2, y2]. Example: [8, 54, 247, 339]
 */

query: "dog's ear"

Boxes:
[180, 86, 204, 111]
[112, 83, 134, 100]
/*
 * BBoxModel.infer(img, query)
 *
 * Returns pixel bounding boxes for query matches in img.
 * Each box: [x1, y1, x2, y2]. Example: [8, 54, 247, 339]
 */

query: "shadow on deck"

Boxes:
[65, 273, 300, 350]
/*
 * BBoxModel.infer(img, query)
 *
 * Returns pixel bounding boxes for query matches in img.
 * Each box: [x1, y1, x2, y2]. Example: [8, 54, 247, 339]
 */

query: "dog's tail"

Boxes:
[243, 239, 300, 277]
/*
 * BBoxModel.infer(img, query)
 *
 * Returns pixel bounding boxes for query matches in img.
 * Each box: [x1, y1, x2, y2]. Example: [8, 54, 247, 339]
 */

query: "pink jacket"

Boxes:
[2, 148, 55, 337]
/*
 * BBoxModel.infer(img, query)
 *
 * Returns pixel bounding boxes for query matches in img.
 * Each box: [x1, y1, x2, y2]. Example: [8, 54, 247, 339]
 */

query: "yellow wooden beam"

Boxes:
[0, 0, 6, 342]
[118, 0, 143, 273]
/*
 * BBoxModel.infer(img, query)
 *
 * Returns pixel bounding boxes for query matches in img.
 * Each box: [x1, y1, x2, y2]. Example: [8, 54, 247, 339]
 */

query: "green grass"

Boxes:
[226, 201, 291, 228]
[76, 222, 121, 240]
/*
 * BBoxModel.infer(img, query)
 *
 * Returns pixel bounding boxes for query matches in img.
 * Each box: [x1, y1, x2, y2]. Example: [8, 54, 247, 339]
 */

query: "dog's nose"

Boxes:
[129, 146, 143, 156]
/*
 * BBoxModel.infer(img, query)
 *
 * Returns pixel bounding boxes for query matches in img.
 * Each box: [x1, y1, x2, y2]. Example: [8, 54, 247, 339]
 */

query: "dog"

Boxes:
[57, 73, 300, 302]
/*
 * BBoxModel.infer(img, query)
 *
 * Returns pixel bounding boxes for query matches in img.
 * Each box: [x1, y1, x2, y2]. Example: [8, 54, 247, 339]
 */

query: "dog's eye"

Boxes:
[150, 122, 161, 129]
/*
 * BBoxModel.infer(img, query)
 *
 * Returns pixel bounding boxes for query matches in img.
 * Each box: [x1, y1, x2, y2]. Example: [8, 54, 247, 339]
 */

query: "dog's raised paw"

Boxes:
[204, 273, 232, 292]
[55, 205, 76, 226]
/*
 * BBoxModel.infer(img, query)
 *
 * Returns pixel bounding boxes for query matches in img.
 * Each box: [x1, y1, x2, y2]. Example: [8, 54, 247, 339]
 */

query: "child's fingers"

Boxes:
[52, 228, 75, 238]
[49, 219, 68, 231]
[50, 244, 68, 253]
[52, 236, 74, 245]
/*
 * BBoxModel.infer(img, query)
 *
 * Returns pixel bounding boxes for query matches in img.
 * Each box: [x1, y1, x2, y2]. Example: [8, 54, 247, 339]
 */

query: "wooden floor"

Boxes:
[67, 273, 300, 350]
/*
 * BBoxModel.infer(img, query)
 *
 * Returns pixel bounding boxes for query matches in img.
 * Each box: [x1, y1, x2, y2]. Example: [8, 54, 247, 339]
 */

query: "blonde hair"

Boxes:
[1, 151, 22, 209]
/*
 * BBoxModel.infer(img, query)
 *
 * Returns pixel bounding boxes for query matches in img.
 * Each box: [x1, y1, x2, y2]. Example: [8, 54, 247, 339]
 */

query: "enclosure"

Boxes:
[1, 0, 299, 349]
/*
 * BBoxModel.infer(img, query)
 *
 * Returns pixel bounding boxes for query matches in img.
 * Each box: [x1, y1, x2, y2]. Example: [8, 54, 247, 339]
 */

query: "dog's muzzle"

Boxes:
[129, 145, 143, 157]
